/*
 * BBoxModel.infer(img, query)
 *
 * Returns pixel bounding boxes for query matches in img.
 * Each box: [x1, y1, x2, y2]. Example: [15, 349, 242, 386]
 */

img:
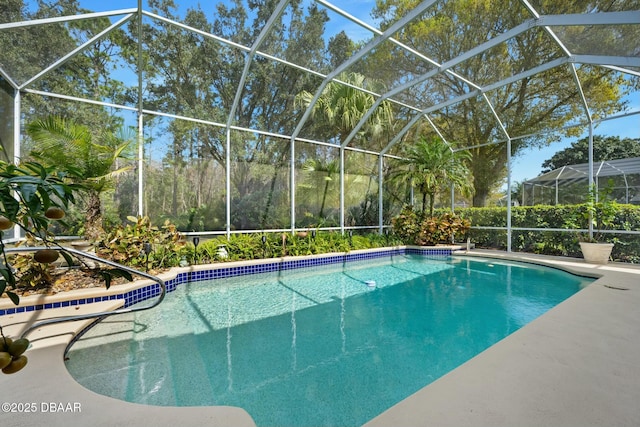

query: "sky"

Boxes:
[511, 109, 640, 184]
[20, 0, 640, 182]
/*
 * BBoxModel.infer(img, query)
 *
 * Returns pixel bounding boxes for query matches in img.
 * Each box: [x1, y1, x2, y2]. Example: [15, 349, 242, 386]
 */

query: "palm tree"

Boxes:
[26, 116, 133, 241]
[391, 137, 472, 217]
[295, 71, 394, 145]
[296, 72, 395, 224]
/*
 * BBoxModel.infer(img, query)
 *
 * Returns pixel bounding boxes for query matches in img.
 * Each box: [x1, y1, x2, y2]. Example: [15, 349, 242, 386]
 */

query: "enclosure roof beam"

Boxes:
[380, 114, 422, 155]
[19, 13, 135, 90]
[24, 88, 138, 112]
[601, 65, 640, 78]
[0, 9, 138, 30]
[483, 93, 511, 141]
[570, 55, 640, 69]
[538, 11, 640, 26]
[226, 0, 290, 129]
[520, 0, 573, 59]
[142, 11, 250, 53]
[290, 0, 440, 142]
[0, 66, 18, 91]
[344, 9, 638, 150]
[396, 52, 634, 153]
[340, 18, 539, 149]
[380, 88, 481, 154]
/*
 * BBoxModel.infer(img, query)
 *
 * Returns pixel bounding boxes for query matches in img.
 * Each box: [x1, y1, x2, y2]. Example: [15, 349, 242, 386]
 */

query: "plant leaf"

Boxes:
[6, 290, 19, 305]
[60, 251, 74, 267]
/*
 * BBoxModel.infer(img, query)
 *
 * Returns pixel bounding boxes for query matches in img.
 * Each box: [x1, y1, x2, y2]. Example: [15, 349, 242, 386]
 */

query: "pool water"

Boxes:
[66, 255, 592, 427]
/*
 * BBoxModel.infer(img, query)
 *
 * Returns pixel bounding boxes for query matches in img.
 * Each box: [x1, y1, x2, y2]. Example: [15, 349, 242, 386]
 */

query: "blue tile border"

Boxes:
[0, 247, 454, 316]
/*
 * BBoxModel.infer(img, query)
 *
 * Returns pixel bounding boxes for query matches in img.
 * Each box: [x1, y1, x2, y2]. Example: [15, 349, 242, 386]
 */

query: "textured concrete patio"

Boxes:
[1, 250, 639, 427]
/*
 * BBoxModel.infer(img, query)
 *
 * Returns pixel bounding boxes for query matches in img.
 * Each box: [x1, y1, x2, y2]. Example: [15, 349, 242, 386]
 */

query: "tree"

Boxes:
[542, 135, 640, 172]
[0, 0, 132, 133]
[389, 136, 472, 217]
[295, 72, 396, 226]
[327, 31, 357, 69]
[372, 0, 637, 206]
[302, 158, 340, 219]
[26, 116, 133, 241]
[296, 71, 395, 146]
[138, 0, 332, 229]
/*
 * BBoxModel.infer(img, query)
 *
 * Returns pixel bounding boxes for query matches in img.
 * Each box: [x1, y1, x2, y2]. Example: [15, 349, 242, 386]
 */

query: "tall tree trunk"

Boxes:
[428, 192, 435, 217]
[473, 191, 489, 207]
[85, 190, 104, 242]
[261, 166, 279, 229]
[320, 179, 330, 218]
[172, 160, 178, 217]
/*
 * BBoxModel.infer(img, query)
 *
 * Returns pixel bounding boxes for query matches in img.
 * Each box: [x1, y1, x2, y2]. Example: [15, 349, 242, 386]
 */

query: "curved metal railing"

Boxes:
[2, 246, 166, 340]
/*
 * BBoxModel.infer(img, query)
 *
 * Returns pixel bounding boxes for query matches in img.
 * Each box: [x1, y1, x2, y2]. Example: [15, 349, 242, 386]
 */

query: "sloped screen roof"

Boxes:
[525, 157, 640, 185]
[1, 0, 639, 230]
[1, 0, 638, 155]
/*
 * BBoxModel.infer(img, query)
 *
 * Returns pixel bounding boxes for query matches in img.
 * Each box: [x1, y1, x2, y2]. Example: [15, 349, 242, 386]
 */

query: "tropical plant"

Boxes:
[391, 205, 471, 246]
[580, 184, 618, 243]
[0, 160, 79, 375]
[26, 116, 134, 241]
[390, 137, 472, 217]
[0, 160, 79, 302]
[295, 71, 395, 145]
[96, 216, 186, 271]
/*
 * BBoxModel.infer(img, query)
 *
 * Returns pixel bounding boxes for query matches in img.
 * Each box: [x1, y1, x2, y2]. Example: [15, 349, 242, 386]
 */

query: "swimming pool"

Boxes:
[65, 253, 592, 427]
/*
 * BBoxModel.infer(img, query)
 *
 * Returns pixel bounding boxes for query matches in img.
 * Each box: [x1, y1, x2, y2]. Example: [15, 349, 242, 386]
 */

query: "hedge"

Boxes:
[441, 204, 640, 263]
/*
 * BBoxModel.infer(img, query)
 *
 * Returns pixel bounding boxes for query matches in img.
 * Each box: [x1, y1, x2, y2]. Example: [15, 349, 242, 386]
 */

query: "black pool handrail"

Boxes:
[3, 246, 166, 340]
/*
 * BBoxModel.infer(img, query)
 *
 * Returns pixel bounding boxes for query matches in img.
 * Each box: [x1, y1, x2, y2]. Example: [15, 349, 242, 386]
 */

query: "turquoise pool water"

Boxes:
[65, 255, 592, 427]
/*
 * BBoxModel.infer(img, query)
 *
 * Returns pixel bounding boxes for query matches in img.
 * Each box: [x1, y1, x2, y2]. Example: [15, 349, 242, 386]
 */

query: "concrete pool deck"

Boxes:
[1, 250, 639, 427]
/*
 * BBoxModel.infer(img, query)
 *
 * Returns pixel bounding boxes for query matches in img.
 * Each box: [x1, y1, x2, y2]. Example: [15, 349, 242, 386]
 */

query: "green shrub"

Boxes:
[455, 204, 640, 263]
[193, 230, 402, 262]
[96, 216, 186, 270]
[391, 205, 471, 245]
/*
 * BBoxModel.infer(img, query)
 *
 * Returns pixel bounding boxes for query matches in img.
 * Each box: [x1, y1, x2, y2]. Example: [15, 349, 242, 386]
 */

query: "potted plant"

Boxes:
[578, 184, 617, 264]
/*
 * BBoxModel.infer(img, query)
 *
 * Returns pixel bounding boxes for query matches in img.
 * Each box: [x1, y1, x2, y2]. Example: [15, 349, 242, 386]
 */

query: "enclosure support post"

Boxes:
[12, 90, 19, 166]
[588, 123, 594, 239]
[340, 146, 345, 235]
[506, 137, 512, 253]
[137, 113, 144, 217]
[290, 137, 296, 233]
[378, 155, 384, 234]
[482, 92, 512, 252]
[624, 173, 629, 204]
[137, 1, 144, 217]
[226, 128, 231, 240]
[12, 89, 21, 241]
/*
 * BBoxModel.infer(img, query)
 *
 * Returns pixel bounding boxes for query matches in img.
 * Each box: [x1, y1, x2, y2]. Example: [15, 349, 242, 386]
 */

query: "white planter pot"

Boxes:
[579, 242, 614, 264]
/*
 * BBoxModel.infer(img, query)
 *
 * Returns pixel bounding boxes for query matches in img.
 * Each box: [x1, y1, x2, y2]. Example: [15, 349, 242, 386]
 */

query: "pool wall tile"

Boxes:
[0, 247, 455, 316]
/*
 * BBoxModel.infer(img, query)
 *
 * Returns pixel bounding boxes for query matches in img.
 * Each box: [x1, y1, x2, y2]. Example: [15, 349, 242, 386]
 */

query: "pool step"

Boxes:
[0, 300, 124, 350]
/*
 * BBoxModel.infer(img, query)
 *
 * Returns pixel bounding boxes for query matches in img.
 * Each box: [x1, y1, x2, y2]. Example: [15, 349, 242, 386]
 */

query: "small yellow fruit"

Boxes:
[0, 215, 13, 230]
[7, 338, 29, 357]
[0, 352, 11, 370]
[2, 355, 27, 374]
[34, 249, 59, 264]
[44, 206, 66, 220]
